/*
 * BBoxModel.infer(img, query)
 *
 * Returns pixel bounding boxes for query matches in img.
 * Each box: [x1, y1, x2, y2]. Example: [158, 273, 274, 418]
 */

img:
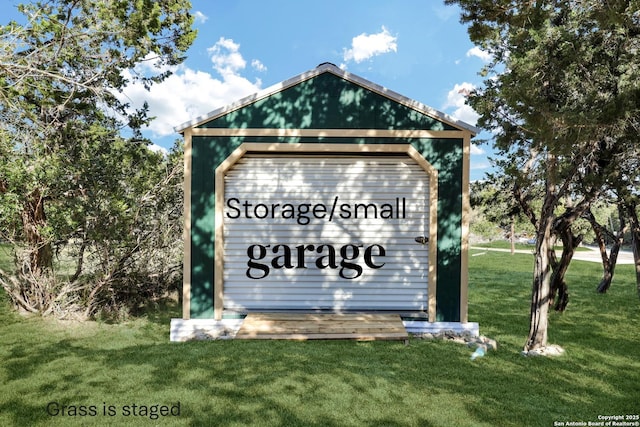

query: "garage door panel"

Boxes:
[222, 225, 426, 237]
[223, 264, 428, 280]
[223, 294, 427, 311]
[223, 254, 428, 269]
[222, 154, 431, 312]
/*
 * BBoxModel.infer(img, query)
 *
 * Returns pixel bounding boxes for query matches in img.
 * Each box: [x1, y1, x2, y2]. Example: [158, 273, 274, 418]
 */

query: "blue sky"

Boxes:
[2, 1, 494, 180]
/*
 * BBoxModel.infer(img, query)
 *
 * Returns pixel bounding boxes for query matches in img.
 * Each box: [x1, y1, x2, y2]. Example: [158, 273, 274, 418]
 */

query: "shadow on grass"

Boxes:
[136, 295, 181, 328]
[1, 253, 639, 426]
[2, 330, 638, 427]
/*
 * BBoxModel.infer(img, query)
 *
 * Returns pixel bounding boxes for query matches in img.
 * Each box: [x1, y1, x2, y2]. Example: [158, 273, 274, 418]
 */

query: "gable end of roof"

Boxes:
[174, 63, 478, 135]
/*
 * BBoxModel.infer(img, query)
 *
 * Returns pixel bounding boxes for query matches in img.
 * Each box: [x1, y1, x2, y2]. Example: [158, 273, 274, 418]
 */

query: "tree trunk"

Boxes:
[586, 208, 612, 288]
[22, 188, 53, 273]
[510, 218, 516, 255]
[625, 200, 640, 297]
[70, 237, 88, 283]
[596, 238, 623, 293]
[524, 150, 560, 353]
[525, 217, 554, 351]
[549, 221, 582, 312]
[588, 205, 626, 293]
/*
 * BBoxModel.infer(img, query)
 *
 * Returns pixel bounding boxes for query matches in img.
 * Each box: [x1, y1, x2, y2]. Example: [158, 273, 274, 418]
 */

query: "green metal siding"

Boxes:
[187, 71, 465, 321]
[413, 139, 463, 322]
[197, 73, 458, 131]
[189, 137, 463, 321]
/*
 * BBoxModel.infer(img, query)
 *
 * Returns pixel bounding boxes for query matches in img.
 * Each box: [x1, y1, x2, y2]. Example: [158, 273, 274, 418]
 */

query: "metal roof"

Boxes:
[174, 62, 479, 136]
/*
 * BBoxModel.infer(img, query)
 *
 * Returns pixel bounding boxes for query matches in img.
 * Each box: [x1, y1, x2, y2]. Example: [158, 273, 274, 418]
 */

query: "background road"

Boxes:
[471, 246, 635, 264]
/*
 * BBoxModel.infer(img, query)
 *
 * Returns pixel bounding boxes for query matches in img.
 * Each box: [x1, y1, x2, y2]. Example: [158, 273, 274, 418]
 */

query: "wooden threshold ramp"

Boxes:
[235, 313, 409, 341]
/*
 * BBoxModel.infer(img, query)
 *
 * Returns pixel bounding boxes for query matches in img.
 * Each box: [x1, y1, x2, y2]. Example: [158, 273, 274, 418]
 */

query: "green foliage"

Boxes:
[0, 244, 12, 272]
[470, 178, 534, 238]
[470, 178, 623, 246]
[0, 1, 193, 317]
[0, 254, 638, 426]
[0, 140, 184, 318]
[470, 208, 503, 241]
[448, 0, 639, 181]
[448, 0, 640, 348]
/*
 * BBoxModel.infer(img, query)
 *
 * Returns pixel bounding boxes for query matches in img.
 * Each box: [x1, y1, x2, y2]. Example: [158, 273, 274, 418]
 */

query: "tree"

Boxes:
[582, 120, 640, 295]
[612, 137, 640, 296]
[470, 176, 534, 251]
[584, 201, 627, 294]
[0, 1, 194, 318]
[448, 0, 640, 351]
[628, 200, 640, 297]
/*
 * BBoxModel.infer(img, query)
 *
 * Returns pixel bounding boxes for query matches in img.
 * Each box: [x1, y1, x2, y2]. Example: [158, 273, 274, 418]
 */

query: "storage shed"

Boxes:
[171, 63, 478, 340]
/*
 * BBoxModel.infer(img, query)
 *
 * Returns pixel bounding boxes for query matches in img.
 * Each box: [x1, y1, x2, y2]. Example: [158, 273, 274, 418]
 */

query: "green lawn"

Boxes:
[0, 250, 638, 426]
[0, 243, 13, 272]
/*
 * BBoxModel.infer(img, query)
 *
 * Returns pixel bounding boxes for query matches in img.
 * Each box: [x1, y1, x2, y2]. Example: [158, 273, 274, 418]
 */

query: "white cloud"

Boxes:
[451, 104, 479, 127]
[442, 82, 480, 127]
[343, 26, 397, 64]
[471, 160, 491, 170]
[470, 144, 484, 155]
[466, 46, 492, 63]
[149, 143, 169, 155]
[443, 82, 484, 155]
[193, 11, 208, 24]
[208, 37, 246, 75]
[251, 59, 267, 72]
[117, 37, 264, 138]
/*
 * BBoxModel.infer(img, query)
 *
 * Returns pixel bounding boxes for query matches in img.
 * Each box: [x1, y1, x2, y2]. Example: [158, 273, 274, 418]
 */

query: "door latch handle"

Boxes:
[414, 236, 429, 245]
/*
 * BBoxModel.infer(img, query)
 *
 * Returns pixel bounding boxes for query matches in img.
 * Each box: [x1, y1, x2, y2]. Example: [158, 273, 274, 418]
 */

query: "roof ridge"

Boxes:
[174, 64, 478, 135]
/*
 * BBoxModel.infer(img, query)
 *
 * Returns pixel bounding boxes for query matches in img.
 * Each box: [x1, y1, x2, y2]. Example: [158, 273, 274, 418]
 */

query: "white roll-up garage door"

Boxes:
[222, 154, 431, 312]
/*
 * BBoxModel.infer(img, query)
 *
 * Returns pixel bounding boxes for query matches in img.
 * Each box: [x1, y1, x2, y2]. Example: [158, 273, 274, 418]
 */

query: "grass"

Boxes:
[1, 249, 639, 426]
[0, 243, 13, 272]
